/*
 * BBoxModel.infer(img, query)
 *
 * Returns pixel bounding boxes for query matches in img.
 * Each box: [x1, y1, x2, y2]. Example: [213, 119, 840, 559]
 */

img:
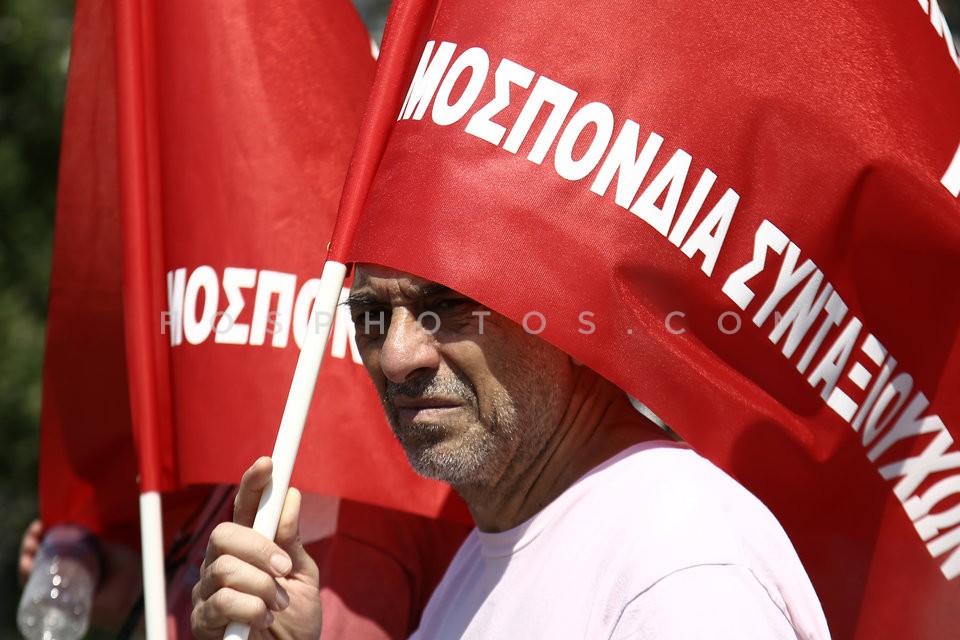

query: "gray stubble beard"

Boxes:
[381, 349, 566, 495]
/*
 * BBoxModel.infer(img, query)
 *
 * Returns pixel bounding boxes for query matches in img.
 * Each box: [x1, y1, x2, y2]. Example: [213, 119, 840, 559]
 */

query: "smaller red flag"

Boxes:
[40, 0, 469, 556]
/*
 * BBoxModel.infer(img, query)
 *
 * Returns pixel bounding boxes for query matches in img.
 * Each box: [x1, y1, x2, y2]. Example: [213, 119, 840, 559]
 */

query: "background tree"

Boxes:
[0, 0, 72, 634]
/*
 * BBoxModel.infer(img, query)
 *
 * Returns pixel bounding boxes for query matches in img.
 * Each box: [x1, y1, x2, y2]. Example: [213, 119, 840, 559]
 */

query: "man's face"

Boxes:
[347, 265, 575, 488]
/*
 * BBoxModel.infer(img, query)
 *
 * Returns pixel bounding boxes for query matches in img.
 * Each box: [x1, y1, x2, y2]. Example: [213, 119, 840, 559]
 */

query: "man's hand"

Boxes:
[19, 519, 142, 630]
[18, 519, 44, 586]
[191, 457, 322, 640]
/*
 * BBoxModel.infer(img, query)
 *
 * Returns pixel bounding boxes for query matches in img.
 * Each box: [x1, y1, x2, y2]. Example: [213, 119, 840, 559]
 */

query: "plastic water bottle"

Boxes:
[17, 524, 101, 640]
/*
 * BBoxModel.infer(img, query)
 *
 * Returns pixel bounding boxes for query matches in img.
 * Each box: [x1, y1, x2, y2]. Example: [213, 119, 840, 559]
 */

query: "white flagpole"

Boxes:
[223, 259, 348, 640]
[112, 0, 171, 635]
[139, 492, 167, 640]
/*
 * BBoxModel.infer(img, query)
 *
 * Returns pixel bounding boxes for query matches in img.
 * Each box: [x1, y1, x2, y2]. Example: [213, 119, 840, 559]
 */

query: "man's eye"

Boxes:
[353, 310, 389, 335]
[432, 298, 471, 311]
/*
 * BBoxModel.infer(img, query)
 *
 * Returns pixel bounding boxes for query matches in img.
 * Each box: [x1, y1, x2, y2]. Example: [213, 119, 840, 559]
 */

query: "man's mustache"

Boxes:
[385, 374, 475, 404]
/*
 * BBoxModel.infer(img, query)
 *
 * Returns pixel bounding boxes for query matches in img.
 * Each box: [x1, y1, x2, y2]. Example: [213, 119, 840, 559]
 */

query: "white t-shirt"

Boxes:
[412, 441, 831, 639]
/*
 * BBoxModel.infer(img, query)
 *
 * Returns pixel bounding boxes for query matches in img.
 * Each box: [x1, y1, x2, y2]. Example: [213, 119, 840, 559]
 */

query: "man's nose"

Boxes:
[379, 309, 442, 384]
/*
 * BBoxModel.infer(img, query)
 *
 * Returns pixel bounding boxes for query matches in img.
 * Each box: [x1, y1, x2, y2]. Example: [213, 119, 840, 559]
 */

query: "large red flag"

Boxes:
[39, 0, 467, 553]
[340, 0, 960, 637]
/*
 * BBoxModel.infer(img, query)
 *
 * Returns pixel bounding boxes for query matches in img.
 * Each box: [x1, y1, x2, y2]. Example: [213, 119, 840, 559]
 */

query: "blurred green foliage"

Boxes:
[0, 0, 72, 635]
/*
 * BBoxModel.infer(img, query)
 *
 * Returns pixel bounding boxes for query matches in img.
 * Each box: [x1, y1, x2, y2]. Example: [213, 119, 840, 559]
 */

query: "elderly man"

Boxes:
[191, 264, 830, 639]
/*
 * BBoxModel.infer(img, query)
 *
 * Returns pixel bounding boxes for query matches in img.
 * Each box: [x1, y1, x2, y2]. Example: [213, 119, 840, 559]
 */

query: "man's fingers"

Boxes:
[20, 519, 43, 556]
[275, 488, 320, 583]
[18, 519, 44, 585]
[205, 521, 292, 579]
[274, 488, 302, 549]
[192, 588, 277, 639]
[195, 552, 291, 611]
[233, 457, 273, 526]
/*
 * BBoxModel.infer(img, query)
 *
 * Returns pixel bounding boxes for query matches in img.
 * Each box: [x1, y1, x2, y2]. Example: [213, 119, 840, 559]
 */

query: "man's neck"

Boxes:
[457, 370, 670, 532]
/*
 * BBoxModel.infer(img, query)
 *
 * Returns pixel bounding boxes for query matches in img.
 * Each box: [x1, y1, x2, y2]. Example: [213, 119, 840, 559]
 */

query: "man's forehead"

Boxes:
[353, 264, 423, 285]
[353, 263, 434, 288]
[351, 264, 450, 301]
